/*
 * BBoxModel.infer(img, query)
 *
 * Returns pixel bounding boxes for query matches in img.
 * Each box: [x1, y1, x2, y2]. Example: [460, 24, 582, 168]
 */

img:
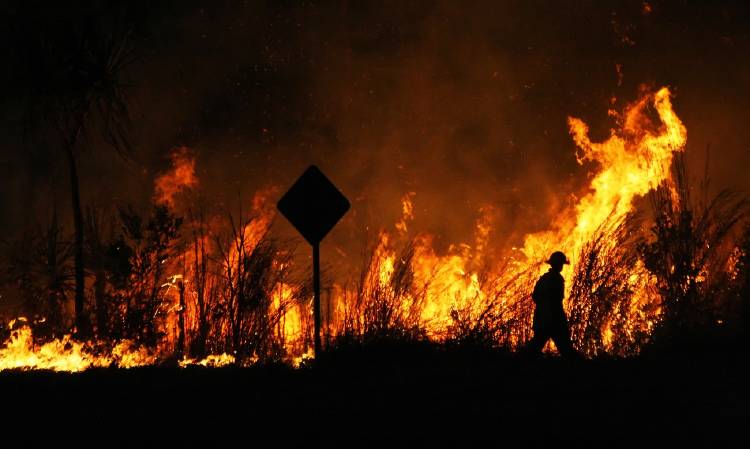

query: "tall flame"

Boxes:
[523, 87, 687, 268]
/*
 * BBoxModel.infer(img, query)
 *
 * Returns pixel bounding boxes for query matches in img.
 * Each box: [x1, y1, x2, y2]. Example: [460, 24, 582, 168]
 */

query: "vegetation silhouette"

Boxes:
[8, 6, 137, 337]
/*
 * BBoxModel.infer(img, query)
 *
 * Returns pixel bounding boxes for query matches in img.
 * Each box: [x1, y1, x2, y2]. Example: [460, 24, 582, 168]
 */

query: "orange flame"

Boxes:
[154, 146, 198, 208]
[0, 318, 157, 372]
[523, 87, 686, 271]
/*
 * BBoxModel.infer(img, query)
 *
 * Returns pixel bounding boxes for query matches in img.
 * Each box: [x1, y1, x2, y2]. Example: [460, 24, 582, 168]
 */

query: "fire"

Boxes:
[519, 87, 686, 351]
[179, 353, 235, 368]
[0, 318, 239, 372]
[342, 193, 494, 337]
[0, 86, 690, 369]
[395, 192, 415, 235]
[329, 86, 686, 351]
[523, 87, 686, 270]
[110, 340, 159, 368]
[273, 281, 306, 354]
[0, 318, 156, 372]
[0, 322, 96, 372]
[568, 87, 686, 249]
[228, 189, 276, 265]
[413, 235, 486, 332]
[154, 146, 198, 208]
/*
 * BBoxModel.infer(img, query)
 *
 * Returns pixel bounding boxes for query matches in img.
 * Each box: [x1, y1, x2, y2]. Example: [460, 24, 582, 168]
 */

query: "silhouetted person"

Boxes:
[526, 251, 578, 358]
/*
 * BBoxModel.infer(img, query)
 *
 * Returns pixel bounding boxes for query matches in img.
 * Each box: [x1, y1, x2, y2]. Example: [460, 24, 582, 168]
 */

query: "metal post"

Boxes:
[313, 243, 321, 358]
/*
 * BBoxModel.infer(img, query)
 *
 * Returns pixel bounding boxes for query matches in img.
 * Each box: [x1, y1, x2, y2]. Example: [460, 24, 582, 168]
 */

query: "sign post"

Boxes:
[277, 165, 350, 358]
[312, 243, 321, 355]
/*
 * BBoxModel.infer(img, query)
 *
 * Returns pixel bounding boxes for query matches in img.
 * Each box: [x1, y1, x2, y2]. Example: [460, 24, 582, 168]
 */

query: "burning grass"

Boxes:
[2, 86, 749, 371]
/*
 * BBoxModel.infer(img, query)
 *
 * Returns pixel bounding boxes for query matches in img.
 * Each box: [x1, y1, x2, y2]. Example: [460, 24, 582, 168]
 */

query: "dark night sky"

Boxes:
[2, 0, 750, 262]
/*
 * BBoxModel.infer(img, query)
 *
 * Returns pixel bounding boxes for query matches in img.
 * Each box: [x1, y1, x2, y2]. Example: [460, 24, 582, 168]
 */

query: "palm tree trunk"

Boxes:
[65, 144, 87, 336]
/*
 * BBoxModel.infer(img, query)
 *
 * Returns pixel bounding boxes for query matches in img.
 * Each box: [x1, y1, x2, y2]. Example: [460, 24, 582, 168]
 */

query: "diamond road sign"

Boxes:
[278, 165, 350, 358]
[277, 165, 350, 245]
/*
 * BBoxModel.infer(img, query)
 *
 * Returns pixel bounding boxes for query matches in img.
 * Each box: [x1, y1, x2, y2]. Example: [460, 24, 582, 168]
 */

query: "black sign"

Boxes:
[278, 165, 350, 358]
[277, 165, 350, 245]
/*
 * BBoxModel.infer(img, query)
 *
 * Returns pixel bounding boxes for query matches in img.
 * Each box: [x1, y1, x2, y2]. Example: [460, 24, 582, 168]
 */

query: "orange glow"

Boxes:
[154, 146, 198, 208]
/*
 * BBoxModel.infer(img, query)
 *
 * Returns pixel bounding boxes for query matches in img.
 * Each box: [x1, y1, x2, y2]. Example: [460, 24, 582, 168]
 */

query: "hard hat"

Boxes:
[546, 251, 570, 265]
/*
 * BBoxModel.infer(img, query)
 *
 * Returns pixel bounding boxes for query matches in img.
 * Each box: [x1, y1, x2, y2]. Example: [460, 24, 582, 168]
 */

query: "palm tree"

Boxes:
[12, 10, 136, 335]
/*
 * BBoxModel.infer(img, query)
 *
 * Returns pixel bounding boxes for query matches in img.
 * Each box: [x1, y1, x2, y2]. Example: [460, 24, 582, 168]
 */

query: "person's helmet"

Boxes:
[546, 251, 570, 266]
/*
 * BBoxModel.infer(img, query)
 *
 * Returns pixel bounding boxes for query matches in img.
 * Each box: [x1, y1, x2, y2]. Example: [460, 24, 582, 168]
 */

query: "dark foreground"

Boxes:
[1, 342, 748, 447]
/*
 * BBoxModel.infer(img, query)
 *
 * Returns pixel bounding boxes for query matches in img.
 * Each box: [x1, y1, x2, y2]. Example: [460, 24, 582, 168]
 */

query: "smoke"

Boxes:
[2, 0, 750, 281]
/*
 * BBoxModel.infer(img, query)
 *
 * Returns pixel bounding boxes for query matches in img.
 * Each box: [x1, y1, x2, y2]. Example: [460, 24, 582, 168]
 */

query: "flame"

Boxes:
[227, 189, 277, 267]
[395, 192, 415, 235]
[0, 324, 96, 372]
[0, 318, 157, 372]
[523, 87, 686, 270]
[331, 86, 686, 350]
[0, 86, 690, 369]
[519, 87, 685, 350]
[179, 353, 235, 368]
[154, 146, 198, 208]
[0, 318, 241, 372]
[273, 281, 306, 356]
[347, 198, 494, 337]
[111, 340, 159, 368]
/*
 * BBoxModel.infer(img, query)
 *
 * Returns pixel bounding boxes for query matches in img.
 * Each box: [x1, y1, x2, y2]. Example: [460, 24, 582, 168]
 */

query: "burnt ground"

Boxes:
[0, 341, 748, 448]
